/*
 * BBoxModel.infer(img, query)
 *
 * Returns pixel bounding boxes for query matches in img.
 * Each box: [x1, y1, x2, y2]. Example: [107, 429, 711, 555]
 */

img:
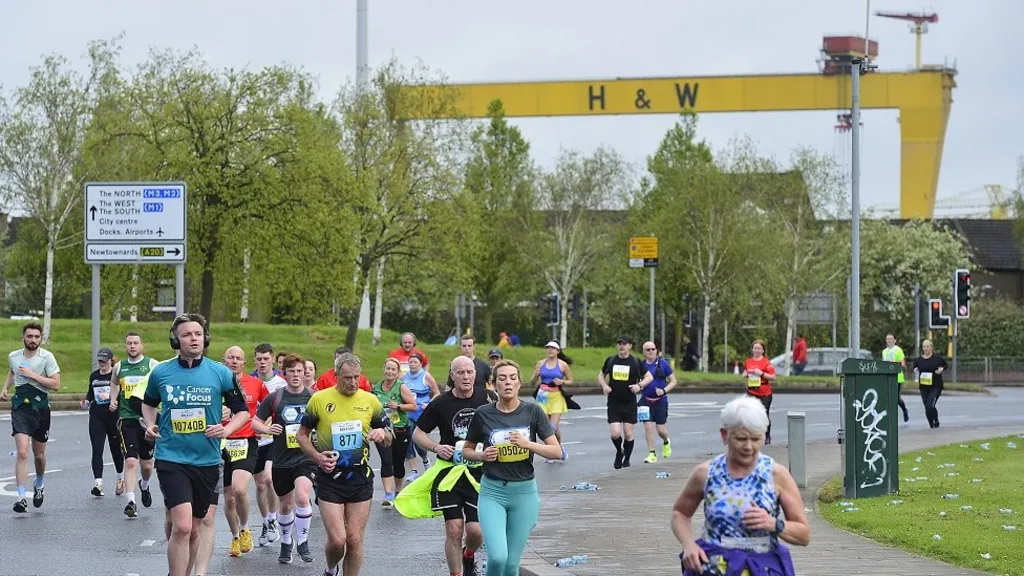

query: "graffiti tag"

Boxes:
[853, 388, 888, 489]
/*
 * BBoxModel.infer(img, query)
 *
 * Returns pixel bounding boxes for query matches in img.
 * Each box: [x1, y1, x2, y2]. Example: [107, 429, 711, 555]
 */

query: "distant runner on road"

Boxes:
[2, 321, 61, 514]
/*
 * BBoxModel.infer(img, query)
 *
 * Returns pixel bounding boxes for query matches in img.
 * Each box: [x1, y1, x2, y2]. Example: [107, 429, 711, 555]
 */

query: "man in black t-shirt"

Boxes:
[413, 355, 492, 576]
[445, 335, 492, 391]
[597, 335, 653, 470]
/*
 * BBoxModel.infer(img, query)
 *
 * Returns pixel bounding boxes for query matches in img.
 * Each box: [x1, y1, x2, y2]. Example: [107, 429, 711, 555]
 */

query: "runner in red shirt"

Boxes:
[221, 345, 269, 555]
[742, 339, 777, 444]
[314, 346, 370, 392]
[791, 335, 808, 375]
[387, 332, 430, 373]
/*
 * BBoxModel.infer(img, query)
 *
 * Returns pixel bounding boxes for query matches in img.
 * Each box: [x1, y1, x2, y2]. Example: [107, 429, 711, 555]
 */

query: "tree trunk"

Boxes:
[673, 314, 683, 368]
[700, 299, 712, 372]
[42, 236, 55, 344]
[559, 299, 569, 348]
[129, 266, 139, 323]
[372, 258, 385, 347]
[783, 297, 798, 376]
[345, 265, 372, 350]
[240, 248, 251, 322]
[199, 227, 220, 321]
[484, 308, 494, 345]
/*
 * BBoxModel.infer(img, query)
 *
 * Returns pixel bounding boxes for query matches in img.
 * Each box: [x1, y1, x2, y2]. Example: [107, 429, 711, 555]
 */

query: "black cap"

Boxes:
[616, 335, 633, 345]
[488, 348, 503, 358]
[97, 347, 114, 361]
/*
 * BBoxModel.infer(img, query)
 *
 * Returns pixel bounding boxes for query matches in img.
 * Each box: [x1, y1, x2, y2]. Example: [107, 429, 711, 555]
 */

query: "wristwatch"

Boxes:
[773, 517, 786, 535]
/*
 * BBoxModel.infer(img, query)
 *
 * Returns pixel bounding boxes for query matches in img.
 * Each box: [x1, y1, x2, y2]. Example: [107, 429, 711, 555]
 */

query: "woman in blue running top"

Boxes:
[464, 360, 562, 576]
[402, 353, 439, 479]
[671, 396, 809, 576]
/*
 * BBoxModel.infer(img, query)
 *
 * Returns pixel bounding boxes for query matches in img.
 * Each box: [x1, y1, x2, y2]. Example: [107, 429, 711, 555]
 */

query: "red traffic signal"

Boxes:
[931, 301, 940, 310]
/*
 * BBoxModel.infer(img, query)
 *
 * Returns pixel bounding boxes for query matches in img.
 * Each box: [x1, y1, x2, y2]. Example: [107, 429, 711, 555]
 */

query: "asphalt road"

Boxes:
[2, 389, 1023, 576]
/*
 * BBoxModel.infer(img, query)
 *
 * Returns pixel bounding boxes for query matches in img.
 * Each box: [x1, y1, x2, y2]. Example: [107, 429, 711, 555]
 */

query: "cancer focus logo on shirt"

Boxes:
[164, 384, 213, 405]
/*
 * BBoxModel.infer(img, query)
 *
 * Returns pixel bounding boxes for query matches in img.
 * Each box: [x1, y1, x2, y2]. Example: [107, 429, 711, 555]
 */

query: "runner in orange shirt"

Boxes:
[221, 346, 268, 556]
[742, 339, 776, 444]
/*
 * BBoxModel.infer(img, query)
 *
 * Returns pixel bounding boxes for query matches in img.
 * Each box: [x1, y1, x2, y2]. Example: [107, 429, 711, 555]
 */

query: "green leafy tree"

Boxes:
[538, 146, 631, 348]
[463, 99, 538, 342]
[752, 148, 849, 374]
[632, 113, 713, 359]
[859, 219, 972, 349]
[95, 48, 344, 321]
[0, 39, 120, 341]
[336, 60, 467, 350]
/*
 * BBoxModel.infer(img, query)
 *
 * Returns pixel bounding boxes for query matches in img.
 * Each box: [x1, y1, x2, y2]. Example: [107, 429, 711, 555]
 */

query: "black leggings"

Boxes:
[378, 428, 411, 479]
[920, 383, 943, 427]
[747, 393, 773, 439]
[89, 412, 124, 479]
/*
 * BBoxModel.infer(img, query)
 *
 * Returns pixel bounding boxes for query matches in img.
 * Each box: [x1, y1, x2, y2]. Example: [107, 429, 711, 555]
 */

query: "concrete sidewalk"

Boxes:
[518, 424, 1023, 576]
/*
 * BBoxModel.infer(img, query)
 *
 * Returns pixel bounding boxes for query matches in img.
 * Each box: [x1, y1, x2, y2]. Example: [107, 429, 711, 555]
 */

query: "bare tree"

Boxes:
[0, 40, 119, 342]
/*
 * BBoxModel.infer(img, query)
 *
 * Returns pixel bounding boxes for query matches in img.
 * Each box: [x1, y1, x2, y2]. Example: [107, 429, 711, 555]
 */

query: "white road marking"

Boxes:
[0, 469, 62, 497]
[140, 540, 156, 547]
[560, 441, 583, 446]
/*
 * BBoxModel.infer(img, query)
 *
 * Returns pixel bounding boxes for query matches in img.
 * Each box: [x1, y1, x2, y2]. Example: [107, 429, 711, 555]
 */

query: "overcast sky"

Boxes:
[2, 0, 1021, 214]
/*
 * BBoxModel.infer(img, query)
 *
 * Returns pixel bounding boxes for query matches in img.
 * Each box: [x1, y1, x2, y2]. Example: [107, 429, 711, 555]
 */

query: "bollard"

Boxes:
[787, 412, 807, 489]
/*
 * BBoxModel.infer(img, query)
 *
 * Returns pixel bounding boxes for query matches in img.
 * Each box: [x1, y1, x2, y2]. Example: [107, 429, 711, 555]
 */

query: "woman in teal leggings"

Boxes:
[464, 360, 563, 576]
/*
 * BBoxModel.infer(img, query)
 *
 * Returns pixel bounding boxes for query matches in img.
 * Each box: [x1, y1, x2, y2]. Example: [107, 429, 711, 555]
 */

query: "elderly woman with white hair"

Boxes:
[671, 396, 809, 575]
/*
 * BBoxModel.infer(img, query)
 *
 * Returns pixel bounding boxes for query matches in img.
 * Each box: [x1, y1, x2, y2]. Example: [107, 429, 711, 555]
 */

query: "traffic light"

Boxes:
[954, 269, 971, 319]
[928, 298, 950, 329]
[546, 293, 561, 325]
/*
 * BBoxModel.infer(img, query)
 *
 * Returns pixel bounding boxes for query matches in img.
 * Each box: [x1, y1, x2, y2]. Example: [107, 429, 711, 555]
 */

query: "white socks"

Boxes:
[295, 506, 313, 544]
[278, 512, 294, 544]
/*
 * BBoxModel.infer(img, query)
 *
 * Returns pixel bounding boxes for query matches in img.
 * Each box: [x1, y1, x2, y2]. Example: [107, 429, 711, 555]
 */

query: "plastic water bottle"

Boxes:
[655, 472, 671, 479]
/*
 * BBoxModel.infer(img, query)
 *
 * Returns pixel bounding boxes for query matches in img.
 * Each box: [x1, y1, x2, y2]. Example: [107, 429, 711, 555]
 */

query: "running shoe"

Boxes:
[32, 485, 44, 508]
[278, 541, 293, 564]
[115, 479, 125, 496]
[644, 452, 657, 464]
[259, 523, 269, 547]
[381, 492, 394, 508]
[230, 537, 241, 557]
[613, 452, 623, 469]
[406, 470, 420, 483]
[13, 498, 28, 513]
[91, 484, 103, 497]
[462, 547, 477, 576]
[622, 456, 631, 468]
[561, 447, 569, 461]
[267, 518, 280, 543]
[663, 441, 672, 459]
[124, 501, 138, 518]
[297, 541, 314, 563]
[239, 528, 254, 553]
[140, 480, 152, 508]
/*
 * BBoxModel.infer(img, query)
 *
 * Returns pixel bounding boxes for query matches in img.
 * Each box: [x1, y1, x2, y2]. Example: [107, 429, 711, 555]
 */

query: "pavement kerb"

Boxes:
[517, 424, 1023, 576]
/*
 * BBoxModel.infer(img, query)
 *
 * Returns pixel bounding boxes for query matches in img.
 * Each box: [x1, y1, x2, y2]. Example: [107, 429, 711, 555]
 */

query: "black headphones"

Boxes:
[169, 313, 211, 350]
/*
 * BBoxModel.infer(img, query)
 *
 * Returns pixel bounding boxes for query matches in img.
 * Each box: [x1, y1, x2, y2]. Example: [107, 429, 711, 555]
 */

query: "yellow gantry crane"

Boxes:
[876, 10, 939, 70]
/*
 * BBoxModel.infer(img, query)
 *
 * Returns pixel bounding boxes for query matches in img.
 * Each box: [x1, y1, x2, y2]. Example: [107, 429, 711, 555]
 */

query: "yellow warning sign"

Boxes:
[629, 237, 658, 260]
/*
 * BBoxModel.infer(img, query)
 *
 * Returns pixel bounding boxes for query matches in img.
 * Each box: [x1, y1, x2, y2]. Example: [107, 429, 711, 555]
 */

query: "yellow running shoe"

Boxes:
[662, 441, 672, 459]
[230, 537, 241, 557]
[644, 452, 658, 464]
[239, 528, 254, 553]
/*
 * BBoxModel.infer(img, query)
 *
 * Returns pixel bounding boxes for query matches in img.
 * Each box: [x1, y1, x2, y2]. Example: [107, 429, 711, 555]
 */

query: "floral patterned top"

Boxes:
[700, 453, 780, 553]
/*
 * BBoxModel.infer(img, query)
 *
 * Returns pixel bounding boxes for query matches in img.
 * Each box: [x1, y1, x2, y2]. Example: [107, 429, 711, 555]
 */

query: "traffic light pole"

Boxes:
[951, 313, 958, 384]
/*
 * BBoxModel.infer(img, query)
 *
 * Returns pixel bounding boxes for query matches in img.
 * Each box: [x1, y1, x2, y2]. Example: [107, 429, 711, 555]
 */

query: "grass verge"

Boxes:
[819, 435, 1024, 575]
[0, 319, 986, 395]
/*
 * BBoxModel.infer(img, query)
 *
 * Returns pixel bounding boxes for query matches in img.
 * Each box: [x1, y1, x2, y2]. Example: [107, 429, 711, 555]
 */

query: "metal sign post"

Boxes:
[84, 182, 188, 365]
[629, 237, 659, 343]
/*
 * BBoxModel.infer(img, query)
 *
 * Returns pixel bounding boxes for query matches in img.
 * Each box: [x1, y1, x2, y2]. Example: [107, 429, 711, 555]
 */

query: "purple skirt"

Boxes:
[680, 539, 796, 576]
